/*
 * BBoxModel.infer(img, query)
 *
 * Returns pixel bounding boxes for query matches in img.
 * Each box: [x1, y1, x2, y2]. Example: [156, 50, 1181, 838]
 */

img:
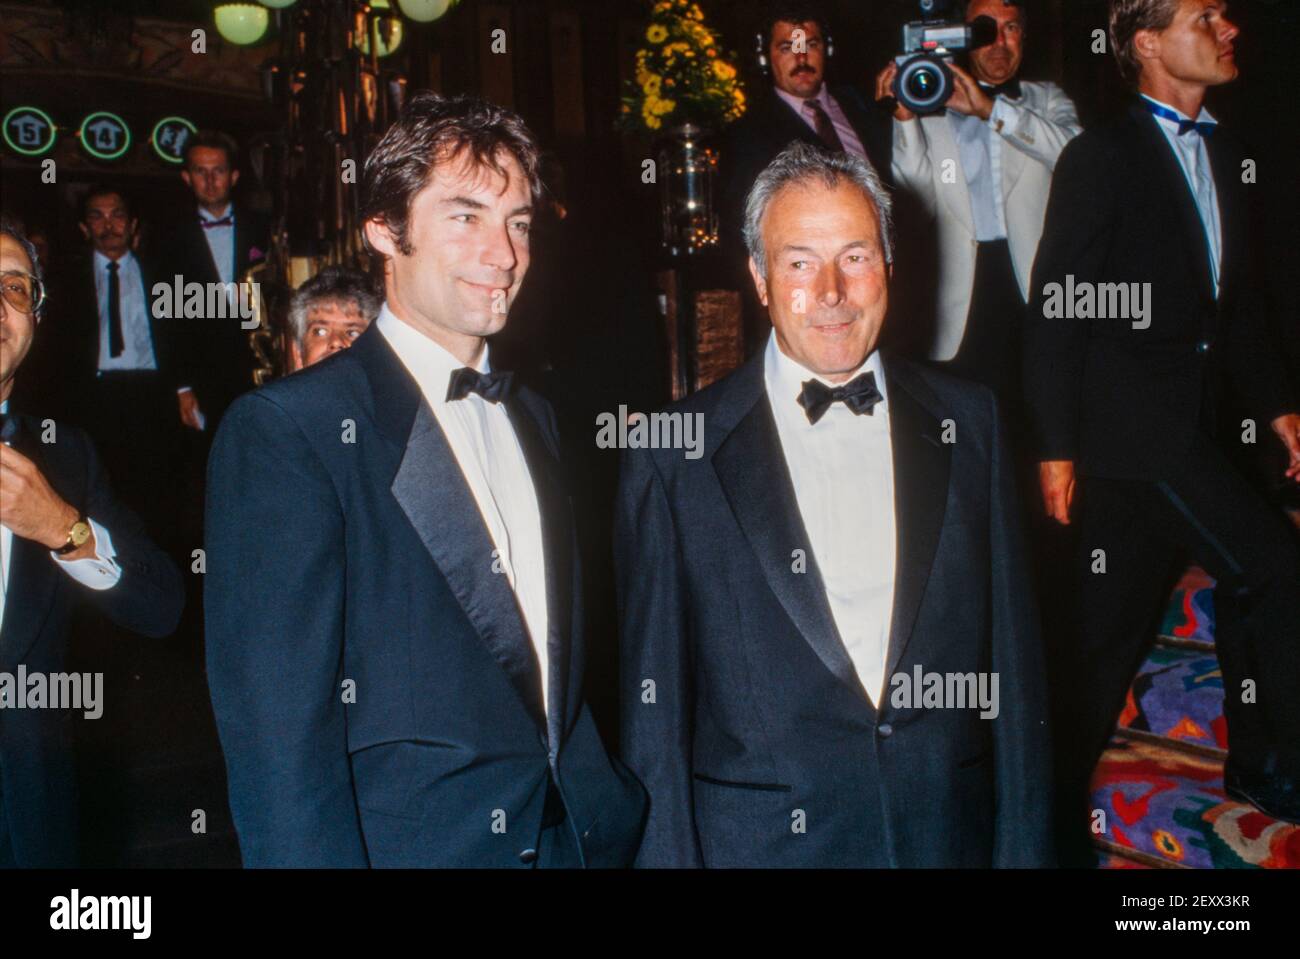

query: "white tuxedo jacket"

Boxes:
[892, 80, 1081, 360]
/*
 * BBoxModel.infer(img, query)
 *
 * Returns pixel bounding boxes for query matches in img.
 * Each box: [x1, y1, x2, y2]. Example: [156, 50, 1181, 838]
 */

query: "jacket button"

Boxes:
[519, 848, 538, 864]
[877, 723, 893, 739]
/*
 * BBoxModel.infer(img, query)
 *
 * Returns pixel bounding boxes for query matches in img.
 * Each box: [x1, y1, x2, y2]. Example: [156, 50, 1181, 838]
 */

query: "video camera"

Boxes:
[892, 0, 997, 116]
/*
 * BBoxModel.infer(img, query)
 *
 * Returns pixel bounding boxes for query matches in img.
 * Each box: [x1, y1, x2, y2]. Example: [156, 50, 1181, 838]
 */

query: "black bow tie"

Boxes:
[200, 215, 234, 229]
[980, 77, 1022, 100]
[446, 367, 515, 405]
[798, 371, 883, 425]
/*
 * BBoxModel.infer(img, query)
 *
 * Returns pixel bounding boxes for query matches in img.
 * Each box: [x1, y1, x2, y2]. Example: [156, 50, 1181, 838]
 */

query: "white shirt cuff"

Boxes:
[51, 517, 122, 590]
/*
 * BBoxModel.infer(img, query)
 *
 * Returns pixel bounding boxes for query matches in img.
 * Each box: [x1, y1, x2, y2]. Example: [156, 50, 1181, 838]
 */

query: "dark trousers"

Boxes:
[83, 370, 183, 546]
[1048, 432, 1300, 864]
[0, 796, 14, 868]
[944, 239, 1026, 411]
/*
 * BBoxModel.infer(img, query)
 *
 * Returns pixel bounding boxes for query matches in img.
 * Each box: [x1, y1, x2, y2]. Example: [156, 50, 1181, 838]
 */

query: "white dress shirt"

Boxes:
[1141, 94, 1222, 297]
[774, 84, 871, 166]
[92, 250, 157, 372]
[763, 332, 896, 705]
[199, 204, 236, 286]
[948, 95, 1018, 241]
[376, 307, 551, 712]
[0, 401, 122, 636]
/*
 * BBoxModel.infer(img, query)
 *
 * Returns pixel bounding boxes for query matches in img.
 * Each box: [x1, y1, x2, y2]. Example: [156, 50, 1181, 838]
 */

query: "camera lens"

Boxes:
[906, 67, 939, 100]
[894, 53, 952, 114]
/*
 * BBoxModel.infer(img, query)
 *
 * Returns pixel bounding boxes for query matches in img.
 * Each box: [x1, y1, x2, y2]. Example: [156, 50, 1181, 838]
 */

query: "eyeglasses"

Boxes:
[0, 271, 46, 315]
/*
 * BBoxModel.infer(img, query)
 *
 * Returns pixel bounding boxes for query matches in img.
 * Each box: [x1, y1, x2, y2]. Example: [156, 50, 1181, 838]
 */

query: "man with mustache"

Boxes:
[44, 186, 183, 534]
[722, 2, 893, 341]
[1027, 0, 1300, 862]
[618, 141, 1052, 867]
[204, 93, 646, 867]
[876, 0, 1079, 409]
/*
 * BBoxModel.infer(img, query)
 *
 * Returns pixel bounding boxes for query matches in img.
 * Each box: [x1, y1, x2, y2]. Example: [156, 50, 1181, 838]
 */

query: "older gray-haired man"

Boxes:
[616, 140, 1053, 868]
[287, 266, 381, 372]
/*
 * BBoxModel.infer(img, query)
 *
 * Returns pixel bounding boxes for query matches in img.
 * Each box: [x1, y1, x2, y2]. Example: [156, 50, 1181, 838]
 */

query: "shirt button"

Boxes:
[877, 723, 893, 739]
[519, 848, 538, 864]
[1196, 341, 1211, 354]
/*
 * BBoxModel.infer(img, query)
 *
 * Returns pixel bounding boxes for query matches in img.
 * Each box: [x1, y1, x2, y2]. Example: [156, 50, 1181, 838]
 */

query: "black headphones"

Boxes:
[754, 21, 834, 77]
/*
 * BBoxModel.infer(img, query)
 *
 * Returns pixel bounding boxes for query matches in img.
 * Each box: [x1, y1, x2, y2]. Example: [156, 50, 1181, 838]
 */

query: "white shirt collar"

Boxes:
[92, 249, 135, 272]
[198, 204, 233, 223]
[1140, 93, 1215, 127]
[764, 328, 888, 419]
[376, 303, 492, 401]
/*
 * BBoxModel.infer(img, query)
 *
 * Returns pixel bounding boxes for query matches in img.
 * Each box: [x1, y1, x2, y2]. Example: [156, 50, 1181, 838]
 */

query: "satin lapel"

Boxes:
[713, 366, 864, 698]
[391, 402, 547, 731]
[882, 359, 951, 683]
[1130, 104, 1215, 306]
[503, 391, 573, 747]
[187, 219, 221, 286]
[1206, 133, 1242, 298]
[924, 113, 976, 237]
[0, 416, 61, 670]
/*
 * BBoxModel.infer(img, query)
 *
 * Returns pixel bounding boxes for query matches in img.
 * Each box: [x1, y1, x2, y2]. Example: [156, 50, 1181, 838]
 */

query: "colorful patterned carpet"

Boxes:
[1092, 568, 1300, 868]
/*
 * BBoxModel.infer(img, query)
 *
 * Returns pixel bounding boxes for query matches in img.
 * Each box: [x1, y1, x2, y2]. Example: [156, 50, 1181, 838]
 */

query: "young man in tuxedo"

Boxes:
[1025, 0, 1300, 862]
[0, 218, 183, 867]
[166, 130, 271, 435]
[204, 93, 646, 868]
[44, 186, 183, 536]
[876, 0, 1080, 406]
[617, 141, 1052, 868]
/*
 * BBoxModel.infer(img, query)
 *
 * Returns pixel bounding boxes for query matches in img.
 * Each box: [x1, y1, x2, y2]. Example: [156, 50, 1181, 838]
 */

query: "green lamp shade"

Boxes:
[258, 0, 298, 8]
[359, 16, 404, 57]
[395, 0, 456, 23]
[214, 4, 270, 45]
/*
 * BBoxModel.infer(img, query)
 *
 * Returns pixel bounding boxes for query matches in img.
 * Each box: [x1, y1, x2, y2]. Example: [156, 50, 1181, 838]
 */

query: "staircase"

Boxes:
[1092, 568, 1300, 868]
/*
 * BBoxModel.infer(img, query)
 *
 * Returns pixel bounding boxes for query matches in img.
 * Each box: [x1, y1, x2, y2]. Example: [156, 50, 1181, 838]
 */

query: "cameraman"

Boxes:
[875, 0, 1079, 411]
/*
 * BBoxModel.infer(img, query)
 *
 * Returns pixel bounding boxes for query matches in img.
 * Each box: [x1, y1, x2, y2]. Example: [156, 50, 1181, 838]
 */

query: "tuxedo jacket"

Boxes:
[892, 80, 1081, 360]
[721, 84, 894, 259]
[1024, 100, 1295, 480]
[159, 206, 270, 424]
[616, 352, 1053, 867]
[204, 323, 647, 867]
[0, 413, 184, 867]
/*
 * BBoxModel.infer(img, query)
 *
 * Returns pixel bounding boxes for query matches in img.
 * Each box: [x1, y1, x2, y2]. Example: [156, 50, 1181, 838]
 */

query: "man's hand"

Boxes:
[1271, 413, 1300, 482]
[875, 62, 916, 122]
[0, 444, 90, 554]
[1039, 459, 1076, 526]
[946, 63, 994, 120]
[178, 389, 204, 431]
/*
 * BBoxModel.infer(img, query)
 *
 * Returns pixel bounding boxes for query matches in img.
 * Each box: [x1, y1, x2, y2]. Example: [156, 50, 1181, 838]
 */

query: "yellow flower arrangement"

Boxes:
[620, 0, 747, 133]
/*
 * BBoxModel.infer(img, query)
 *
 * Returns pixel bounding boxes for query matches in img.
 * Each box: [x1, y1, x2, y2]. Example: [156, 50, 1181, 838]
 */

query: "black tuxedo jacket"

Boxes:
[159, 206, 271, 424]
[0, 413, 184, 867]
[1024, 100, 1295, 479]
[721, 83, 894, 257]
[616, 352, 1053, 867]
[204, 323, 647, 867]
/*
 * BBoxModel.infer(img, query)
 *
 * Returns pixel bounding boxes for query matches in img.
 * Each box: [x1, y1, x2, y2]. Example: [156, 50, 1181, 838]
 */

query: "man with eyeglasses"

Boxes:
[0, 216, 183, 867]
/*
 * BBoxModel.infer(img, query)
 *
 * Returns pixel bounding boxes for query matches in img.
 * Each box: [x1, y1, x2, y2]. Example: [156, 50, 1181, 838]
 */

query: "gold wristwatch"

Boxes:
[54, 513, 91, 555]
